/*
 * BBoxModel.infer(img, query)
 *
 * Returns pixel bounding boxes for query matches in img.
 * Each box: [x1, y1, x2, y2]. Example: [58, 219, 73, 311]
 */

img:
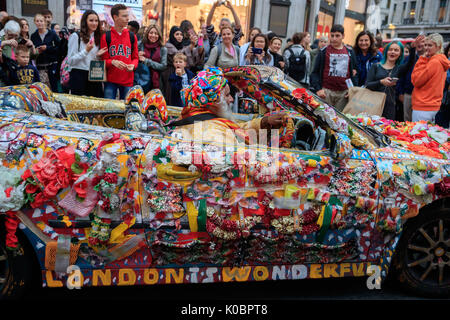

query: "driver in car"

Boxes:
[172, 67, 285, 145]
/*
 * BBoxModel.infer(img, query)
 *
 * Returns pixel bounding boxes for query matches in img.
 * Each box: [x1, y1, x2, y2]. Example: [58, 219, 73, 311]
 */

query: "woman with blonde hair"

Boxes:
[137, 24, 167, 93]
[411, 33, 450, 122]
[205, 26, 239, 69]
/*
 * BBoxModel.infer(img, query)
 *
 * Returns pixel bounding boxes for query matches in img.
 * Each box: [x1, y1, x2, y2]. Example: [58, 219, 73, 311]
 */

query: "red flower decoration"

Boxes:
[43, 180, 61, 198]
[292, 88, 306, 99]
[25, 183, 39, 194]
[103, 172, 118, 184]
[21, 169, 32, 181]
[74, 180, 87, 199]
[31, 192, 47, 208]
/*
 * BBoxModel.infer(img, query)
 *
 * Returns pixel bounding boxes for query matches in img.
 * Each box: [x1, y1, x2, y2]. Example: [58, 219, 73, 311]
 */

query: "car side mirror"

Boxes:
[238, 97, 259, 114]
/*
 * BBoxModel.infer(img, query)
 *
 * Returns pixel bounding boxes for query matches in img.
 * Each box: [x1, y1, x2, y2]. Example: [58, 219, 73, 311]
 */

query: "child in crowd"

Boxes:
[169, 52, 194, 108]
[9, 44, 40, 84]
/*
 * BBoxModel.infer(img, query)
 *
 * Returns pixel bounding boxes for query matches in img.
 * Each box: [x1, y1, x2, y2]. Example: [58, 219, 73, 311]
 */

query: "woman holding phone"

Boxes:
[242, 33, 273, 66]
[66, 10, 105, 97]
[365, 37, 420, 120]
[180, 29, 204, 73]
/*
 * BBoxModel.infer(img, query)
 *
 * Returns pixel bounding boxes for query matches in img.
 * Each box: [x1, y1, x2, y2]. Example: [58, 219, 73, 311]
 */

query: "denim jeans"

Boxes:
[104, 82, 132, 100]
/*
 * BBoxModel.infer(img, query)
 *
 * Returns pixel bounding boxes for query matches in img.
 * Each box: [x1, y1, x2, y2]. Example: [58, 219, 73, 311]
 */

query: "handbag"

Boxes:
[134, 62, 151, 92]
[88, 60, 107, 82]
[342, 86, 387, 116]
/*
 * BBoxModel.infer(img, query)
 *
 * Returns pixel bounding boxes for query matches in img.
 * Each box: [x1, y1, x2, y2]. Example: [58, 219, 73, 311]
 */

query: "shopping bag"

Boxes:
[342, 86, 386, 116]
[88, 60, 107, 82]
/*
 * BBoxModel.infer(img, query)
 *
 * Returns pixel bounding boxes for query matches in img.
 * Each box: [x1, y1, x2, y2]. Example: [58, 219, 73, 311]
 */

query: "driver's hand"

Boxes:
[262, 114, 285, 129]
[317, 89, 326, 99]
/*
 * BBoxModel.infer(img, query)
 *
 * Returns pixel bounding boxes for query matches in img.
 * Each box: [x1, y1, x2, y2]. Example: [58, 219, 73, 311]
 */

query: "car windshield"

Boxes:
[271, 72, 383, 148]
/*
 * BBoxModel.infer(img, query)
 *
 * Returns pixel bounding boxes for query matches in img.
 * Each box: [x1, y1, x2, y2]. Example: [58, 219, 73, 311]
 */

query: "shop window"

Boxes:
[409, 1, 416, 18]
[392, 3, 397, 23]
[419, 0, 425, 21]
[345, 0, 366, 14]
[438, 0, 447, 23]
[317, 11, 333, 39]
[401, 2, 406, 20]
[343, 17, 364, 46]
[22, 0, 48, 17]
[268, 0, 290, 38]
[163, 0, 253, 44]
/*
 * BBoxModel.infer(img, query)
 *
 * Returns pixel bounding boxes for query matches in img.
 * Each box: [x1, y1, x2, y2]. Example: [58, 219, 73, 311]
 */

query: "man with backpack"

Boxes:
[99, 3, 138, 100]
[310, 24, 358, 111]
[283, 32, 310, 87]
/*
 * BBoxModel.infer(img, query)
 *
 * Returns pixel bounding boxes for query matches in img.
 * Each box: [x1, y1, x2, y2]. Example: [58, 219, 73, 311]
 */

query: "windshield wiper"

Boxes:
[363, 125, 391, 147]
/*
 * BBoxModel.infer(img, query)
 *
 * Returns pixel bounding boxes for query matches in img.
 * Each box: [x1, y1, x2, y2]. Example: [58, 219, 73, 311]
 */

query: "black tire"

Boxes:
[0, 219, 35, 300]
[391, 207, 450, 298]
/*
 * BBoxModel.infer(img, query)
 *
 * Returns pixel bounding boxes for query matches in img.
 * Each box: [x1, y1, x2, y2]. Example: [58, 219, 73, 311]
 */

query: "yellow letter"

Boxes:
[340, 263, 351, 277]
[352, 263, 366, 277]
[118, 269, 136, 286]
[92, 269, 111, 286]
[165, 268, 185, 284]
[309, 265, 323, 278]
[253, 266, 269, 281]
[144, 268, 159, 285]
[323, 264, 339, 278]
[46, 271, 63, 287]
[222, 267, 251, 282]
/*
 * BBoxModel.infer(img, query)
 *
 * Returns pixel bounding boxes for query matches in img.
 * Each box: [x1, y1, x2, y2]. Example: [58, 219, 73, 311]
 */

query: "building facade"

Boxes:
[380, 0, 450, 41]
[10, 0, 372, 45]
[253, 0, 368, 45]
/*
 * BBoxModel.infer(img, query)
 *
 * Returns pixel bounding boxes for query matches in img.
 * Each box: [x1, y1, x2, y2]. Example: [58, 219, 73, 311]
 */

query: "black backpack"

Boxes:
[287, 47, 306, 82]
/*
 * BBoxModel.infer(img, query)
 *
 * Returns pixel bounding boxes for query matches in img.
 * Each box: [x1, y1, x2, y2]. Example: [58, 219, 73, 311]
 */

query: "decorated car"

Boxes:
[0, 66, 449, 299]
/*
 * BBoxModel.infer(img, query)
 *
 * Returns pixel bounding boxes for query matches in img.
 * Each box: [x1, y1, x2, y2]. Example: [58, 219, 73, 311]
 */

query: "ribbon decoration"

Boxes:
[4, 187, 20, 250]
[197, 199, 207, 232]
[109, 215, 136, 244]
[186, 201, 199, 232]
[54, 234, 71, 274]
[5, 210, 19, 250]
[96, 133, 121, 160]
[316, 196, 342, 243]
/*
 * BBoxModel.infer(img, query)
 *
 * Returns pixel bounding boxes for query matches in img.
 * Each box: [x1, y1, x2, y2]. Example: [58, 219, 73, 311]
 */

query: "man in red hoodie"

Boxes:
[100, 4, 138, 100]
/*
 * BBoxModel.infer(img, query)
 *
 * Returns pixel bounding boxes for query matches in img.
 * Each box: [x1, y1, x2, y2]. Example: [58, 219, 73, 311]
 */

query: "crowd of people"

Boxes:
[0, 0, 449, 126]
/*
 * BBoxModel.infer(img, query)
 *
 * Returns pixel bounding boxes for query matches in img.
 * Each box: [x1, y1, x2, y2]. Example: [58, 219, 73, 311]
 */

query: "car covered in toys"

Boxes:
[0, 66, 449, 299]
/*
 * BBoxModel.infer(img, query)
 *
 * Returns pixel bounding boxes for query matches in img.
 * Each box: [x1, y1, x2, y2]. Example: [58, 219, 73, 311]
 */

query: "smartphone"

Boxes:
[198, 36, 203, 47]
[19, 38, 27, 45]
[252, 47, 263, 55]
[391, 77, 399, 83]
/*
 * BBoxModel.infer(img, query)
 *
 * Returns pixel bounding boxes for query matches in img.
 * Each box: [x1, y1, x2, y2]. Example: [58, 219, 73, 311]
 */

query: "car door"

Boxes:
[237, 121, 380, 269]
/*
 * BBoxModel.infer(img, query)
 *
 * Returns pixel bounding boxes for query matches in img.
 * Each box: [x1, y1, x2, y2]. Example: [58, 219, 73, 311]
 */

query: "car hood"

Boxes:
[350, 114, 450, 161]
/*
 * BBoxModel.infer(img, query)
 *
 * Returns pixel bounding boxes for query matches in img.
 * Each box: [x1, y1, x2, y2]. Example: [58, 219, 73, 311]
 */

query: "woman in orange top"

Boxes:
[411, 33, 450, 122]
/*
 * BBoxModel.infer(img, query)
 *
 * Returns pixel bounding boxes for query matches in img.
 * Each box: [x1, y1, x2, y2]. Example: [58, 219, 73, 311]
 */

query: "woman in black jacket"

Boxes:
[31, 13, 60, 92]
[365, 38, 418, 120]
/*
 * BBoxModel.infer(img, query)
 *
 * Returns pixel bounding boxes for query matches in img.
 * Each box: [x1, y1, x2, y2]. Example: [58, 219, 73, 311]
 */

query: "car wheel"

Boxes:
[393, 208, 450, 297]
[0, 226, 35, 300]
